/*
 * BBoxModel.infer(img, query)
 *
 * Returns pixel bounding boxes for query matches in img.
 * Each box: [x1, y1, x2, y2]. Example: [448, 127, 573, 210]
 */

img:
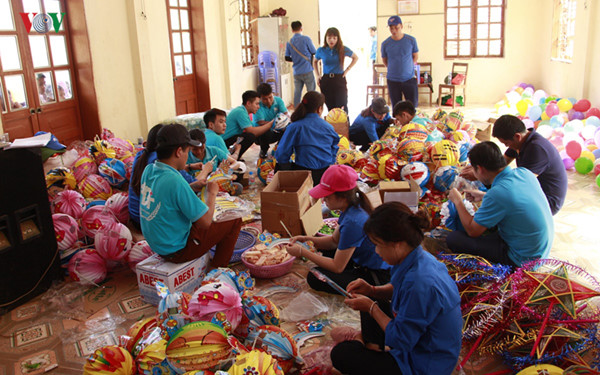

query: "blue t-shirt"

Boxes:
[386, 246, 462, 374]
[285, 33, 317, 75]
[205, 129, 229, 155]
[222, 105, 252, 141]
[338, 205, 391, 271]
[315, 46, 354, 75]
[129, 150, 194, 224]
[187, 146, 228, 173]
[255, 96, 287, 123]
[349, 113, 392, 142]
[473, 166, 554, 266]
[370, 35, 377, 61]
[140, 162, 208, 255]
[381, 34, 419, 82]
[275, 113, 339, 169]
[504, 129, 567, 215]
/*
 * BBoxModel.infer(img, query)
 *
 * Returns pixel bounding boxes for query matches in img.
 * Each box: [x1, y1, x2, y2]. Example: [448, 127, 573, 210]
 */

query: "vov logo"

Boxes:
[20, 12, 65, 33]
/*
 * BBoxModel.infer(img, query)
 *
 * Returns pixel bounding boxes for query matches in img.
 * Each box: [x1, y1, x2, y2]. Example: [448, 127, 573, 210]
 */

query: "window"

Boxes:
[239, 0, 258, 67]
[551, 0, 576, 62]
[444, 0, 505, 58]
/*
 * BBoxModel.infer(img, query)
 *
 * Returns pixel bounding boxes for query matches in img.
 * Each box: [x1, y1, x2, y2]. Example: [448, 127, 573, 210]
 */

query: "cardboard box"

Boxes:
[473, 119, 493, 142]
[369, 179, 421, 212]
[135, 253, 210, 305]
[261, 171, 323, 236]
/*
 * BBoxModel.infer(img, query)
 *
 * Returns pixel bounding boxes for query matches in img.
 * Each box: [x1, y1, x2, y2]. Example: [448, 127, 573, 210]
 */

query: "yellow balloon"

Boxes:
[541, 112, 550, 121]
[515, 87, 524, 94]
[587, 144, 598, 151]
[581, 150, 595, 161]
[516, 99, 529, 116]
[557, 98, 573, 112]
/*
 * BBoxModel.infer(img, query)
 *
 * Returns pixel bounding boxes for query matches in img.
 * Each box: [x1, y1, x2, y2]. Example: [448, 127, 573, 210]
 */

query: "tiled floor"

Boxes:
[0, 105, 598, 374]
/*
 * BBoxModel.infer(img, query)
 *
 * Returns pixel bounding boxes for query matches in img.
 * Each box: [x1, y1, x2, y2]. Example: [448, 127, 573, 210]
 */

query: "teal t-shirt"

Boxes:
[187, 146, 228, 173]
[140, 162, 208, 255]
[255, 96, 287, 123]
[205, 129, 229, 155]
[222, 105, 252, 141]
[473, 166, 554, 266]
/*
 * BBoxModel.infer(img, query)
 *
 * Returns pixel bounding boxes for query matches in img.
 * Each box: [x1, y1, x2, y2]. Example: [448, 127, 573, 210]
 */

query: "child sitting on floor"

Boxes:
[285, 164, 391, 294]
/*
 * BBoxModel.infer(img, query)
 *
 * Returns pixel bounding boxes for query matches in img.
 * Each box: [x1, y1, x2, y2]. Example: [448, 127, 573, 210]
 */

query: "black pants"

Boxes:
[224, 132, 256, 160]
[350, 126, 388, 152]
[256, 129, 283, 156]
[446, 230, 518, 267]
[307, 265, 390, 296]
[331, 299, 401, 374]
[388, 78, 418, 108]
[320, 74, 348, 113]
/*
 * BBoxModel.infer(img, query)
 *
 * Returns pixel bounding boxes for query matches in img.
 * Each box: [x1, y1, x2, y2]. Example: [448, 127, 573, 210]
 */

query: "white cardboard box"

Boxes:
[135, 253, 210, 305]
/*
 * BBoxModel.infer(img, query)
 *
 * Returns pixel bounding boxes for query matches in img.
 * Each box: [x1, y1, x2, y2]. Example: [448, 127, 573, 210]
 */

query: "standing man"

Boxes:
[285, 21, 317, 109]
[368, 26, 378, 84]
[381, 16, 419, 108]
[222, 91, 272, 161]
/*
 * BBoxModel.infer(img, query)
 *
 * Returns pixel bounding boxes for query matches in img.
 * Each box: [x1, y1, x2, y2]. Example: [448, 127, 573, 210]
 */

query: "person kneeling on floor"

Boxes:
[330, 202, 462, 375]
[140, 124, 242, 267]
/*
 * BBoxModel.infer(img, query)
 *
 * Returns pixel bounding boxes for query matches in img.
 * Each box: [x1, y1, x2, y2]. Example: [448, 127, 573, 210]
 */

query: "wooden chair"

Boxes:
[366, 85, 391, 107]
[417, 62, 433, 107]
[373, 63, 387, 85]
[437, 62, 468, 108]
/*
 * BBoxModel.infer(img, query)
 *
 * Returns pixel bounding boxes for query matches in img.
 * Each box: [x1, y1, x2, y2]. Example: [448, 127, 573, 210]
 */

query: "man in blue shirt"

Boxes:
[285, 21, 317, 108]
[255, 83, 289, 158]
[446, 141, 554, 267]
[140, 124, 241, 267]
[368, 26, 377, 84]
[381, 16, 419, 108]
[203, 108, 241, 160]
[349, 97, 393, 151]
[222, 91, 272, 160]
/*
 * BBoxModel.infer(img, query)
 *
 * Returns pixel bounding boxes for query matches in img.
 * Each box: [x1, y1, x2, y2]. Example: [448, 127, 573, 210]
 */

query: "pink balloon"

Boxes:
[546, 103, 559, 117]
[563, 157, 575, 170]
[594, 164, 600, 176]
[566, 140, 582, 160]
[550, 136, 564, 148]
[586, 108, 600, 119]
[574, 99, 591, 112]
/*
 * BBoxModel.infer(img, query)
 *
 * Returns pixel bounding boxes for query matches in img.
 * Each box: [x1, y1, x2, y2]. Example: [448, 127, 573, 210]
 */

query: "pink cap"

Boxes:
[309, 165, 358, 198]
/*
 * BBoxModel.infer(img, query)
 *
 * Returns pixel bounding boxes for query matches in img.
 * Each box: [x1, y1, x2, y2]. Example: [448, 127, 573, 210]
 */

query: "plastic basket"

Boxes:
[209, 230, 256, 263]
[316, 217, 339, 237]
[241, 239, 308, 279]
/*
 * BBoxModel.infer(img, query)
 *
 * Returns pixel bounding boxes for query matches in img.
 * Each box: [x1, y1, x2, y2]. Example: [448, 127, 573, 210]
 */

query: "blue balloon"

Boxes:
[527, 105, 542, 121]
[568, 97, 577, 105]
[593, 149, 600, 160]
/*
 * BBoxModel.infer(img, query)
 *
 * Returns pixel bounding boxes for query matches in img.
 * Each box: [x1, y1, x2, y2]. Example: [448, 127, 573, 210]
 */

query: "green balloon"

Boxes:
[575, 157, 593, 174]
[597, 174, 600, 188]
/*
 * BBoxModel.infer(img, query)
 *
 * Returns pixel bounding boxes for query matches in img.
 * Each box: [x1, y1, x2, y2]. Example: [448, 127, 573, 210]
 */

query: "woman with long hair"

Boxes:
[329, 202, 462, 375]
[349, 97, 394, 151]
[313, 27, 358, 113]
[285, 165, 391, 295]
[274, 91, 340, 184]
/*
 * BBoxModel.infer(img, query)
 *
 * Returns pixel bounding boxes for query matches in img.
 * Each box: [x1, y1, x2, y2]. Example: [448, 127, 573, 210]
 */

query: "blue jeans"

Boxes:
[293, 72, 316, 107]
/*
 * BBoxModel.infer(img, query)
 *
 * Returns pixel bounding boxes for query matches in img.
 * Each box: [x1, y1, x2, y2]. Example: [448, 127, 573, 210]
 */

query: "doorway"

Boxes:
[318, 0, 377, 121]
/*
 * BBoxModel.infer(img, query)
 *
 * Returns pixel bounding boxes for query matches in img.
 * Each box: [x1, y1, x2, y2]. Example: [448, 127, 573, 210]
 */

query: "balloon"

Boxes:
[545, 103, 559, 117]
[565, 140, 582, 160]
[597, 174, 600, 188]
[587, 116, 600, 127]
[587, 107, 600, 119]
[563, 157, 575, 170]
[541, 112, 550, 121]
[522, 118, 534, 129]
[557, 98, 573, 112]
[573, 99, 591, 112]
[574, 157, 593, 174]
[526, 105, 542, 121]
[595, 128, 600, 146]
[594, 164, 600, 176]
[549, 115, 564, 128]
[550, 136, 563, 148]
[532, 90, 546, 105]
[568, 109, 585, 121]
[582, 125, 597, 140]
[580, 150, 595, 161]
[536, 125, 553, 139]
[593, 149, 600, 159]
[516, 99, 530, 116]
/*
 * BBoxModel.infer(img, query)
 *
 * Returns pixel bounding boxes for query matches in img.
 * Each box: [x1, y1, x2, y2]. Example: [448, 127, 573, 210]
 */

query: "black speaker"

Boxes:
[0, 147, 61, 312]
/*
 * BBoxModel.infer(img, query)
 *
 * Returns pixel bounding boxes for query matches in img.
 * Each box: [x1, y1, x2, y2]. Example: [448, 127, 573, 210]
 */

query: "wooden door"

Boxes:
[0, 0, 82, 145]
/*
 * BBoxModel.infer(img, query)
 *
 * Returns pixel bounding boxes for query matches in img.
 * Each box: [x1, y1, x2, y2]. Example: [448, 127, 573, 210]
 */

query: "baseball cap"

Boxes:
[371, 97, 390, 115]
[35, 131, 65, 150]
[388, 16, 402, 26]
[157, 124, 201, 148]
[309, 165, 358, 199]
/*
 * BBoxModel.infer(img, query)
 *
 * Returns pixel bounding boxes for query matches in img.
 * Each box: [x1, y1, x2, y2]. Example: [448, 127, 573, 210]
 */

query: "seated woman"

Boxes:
[274, 91, 340, 184]
[285, 165, 391, 294]
[330, 202, 462, 375]
[349, 97, 393, 151]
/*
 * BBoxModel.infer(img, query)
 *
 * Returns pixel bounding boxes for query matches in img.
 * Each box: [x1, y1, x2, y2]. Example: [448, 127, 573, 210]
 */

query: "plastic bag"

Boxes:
[280, 292, 328, 322]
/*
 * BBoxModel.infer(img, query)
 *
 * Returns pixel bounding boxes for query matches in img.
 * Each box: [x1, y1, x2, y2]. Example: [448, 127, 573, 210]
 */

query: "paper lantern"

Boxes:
[429, 140, 460, 167]
[83, 345, 135, 375]
[324, 108, 348, 124]
[228, 350, 284, 375]
[273, 112, 291, 132]
[433, 166, 459, 193]
[165, 321, 232, 373]
[360, 159, 381, 181]
[124, 317, 158, 355]
[367, 140, 394, 160]
[98, 158, 128, 188]
[458, 141, 472, 163]
[68, 248, 107, 284]
[121, 153, 135, 180]
[81, 205, 118, 238]
[431, 108, 447, 122]
[245, 325, 303, 372]
[399, 123, 428, 141]
[243, 295, 280, 327]
[188, 282, 243, 333]
[257, 157, 276, 185]
[338, 135, 350, 150]
[204, 268, 255, 296]
[450, 130, 470, 143]
[79, 174, 113, 200]
[397, 138, 426, 162]
[52, 189, 87, 219]
[94, 222, 132, 261]
[378, 154, 403, 180]
[400, 162, 430, 187]
[381, 125, 401, 140]
[106, 192, 129, 224]
[73, 156, 98, 182]
[46, 167, 77, 190]
[127, 240, 154, 270]
[108, 137, 135, 159]
[156, 282, 192, 341]
[90, 139, 117, 165]
[336, 150, 356, 166]
[52, 213, 79, 251]
[443, 111, 464, 133]
[136, 339, 178, 375]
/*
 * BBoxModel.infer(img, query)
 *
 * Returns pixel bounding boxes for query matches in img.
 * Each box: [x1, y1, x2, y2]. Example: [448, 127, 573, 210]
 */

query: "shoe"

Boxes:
[330, 326, 360, 344]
